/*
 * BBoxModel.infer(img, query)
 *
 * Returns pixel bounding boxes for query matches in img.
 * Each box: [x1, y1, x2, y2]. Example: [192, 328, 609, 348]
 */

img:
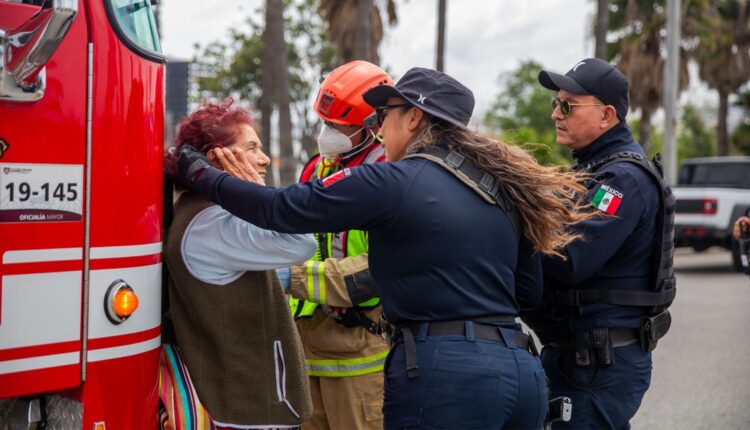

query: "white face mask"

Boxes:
[317, 123, 362, 157]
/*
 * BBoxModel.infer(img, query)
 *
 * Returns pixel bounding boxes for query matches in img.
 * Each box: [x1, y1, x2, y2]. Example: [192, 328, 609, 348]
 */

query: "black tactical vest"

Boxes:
[555, 152, 677, 316]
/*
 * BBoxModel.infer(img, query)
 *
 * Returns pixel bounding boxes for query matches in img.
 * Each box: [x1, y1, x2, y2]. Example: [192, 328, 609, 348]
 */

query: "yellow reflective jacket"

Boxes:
[288, 144, 388, 377]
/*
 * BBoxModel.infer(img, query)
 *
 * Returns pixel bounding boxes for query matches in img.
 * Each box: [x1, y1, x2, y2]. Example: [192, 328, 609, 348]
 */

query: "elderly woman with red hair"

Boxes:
[163, 100, 314, 429]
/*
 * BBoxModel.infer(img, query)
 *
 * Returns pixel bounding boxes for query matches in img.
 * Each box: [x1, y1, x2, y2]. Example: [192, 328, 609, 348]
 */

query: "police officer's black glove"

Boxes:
[173, 145, 226, 201]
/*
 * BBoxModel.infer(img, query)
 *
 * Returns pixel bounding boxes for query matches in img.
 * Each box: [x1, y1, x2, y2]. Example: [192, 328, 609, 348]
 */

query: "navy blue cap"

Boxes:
[538, 58, 629, 121]
[363, 67, 475, 128]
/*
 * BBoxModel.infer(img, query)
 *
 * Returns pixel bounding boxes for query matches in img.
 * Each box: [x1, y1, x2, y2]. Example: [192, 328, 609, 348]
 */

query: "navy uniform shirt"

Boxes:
[523, 123, 661, 344]
[209, 156, 542, 323]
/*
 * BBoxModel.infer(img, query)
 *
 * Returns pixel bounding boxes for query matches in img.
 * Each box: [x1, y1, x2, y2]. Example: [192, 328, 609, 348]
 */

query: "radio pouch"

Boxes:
[639, 310, 671, 353]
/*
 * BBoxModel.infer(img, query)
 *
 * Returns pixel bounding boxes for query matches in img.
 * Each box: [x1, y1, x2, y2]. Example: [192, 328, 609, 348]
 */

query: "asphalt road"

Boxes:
[631, 248, 750, 430]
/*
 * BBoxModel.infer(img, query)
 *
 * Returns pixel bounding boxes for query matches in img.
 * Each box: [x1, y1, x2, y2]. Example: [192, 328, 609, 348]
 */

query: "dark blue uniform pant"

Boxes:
[383, 323, 547, 430]
[541, 343, 652, 430]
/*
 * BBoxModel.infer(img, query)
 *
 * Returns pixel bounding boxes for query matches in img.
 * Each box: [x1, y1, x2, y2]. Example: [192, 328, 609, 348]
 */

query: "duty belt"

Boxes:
[549, 327, 639, 349]
[549, 327, 641, 368]
[388, 316, 538, 379]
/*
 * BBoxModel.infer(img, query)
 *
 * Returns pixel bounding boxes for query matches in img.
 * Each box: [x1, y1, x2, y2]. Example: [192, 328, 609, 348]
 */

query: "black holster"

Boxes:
[573, 328, 613, 368]
[333, 308, 383, 335]
[639, 310, 671, 353]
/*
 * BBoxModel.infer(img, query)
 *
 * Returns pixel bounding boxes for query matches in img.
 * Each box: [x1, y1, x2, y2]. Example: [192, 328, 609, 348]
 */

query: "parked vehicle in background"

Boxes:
[0, 0, 164, 428]
[673, 157, 750, 271]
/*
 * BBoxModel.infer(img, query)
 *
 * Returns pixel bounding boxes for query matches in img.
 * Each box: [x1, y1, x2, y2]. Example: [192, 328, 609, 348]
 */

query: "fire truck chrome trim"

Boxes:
[0, 0, 78, 101]
[81, 41, 94, 381]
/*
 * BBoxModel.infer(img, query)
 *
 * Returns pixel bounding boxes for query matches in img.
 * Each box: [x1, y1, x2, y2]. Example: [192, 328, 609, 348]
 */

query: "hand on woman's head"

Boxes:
[212, 147, 266, 185]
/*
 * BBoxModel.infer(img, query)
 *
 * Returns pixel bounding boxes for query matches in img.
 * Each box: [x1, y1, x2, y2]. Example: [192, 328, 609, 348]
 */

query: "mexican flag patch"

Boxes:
[592, 184, 623, 215]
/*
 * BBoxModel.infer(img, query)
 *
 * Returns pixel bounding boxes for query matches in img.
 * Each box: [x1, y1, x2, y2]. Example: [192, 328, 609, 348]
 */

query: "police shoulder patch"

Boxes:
[592, 183, 624, 215]
[321, 167, 352, 187]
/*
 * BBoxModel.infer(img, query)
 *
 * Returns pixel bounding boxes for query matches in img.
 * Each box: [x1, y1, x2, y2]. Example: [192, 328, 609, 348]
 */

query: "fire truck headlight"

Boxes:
[104, 280, 139, 324]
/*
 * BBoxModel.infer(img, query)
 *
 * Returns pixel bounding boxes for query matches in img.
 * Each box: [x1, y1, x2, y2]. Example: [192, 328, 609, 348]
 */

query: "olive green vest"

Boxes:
[165, 192, 312, 425]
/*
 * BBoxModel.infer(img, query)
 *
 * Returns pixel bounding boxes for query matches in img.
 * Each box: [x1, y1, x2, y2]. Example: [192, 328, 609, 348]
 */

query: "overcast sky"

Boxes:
[160, 0, 599, 116]
[159, 0, 717, 123]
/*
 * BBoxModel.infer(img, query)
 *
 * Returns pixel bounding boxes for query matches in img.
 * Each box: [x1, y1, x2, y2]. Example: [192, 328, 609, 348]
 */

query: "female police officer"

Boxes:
[171, 68, 593, 429]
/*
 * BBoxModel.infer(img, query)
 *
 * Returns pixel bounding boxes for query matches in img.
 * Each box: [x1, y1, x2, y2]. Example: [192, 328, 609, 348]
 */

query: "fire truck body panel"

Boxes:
[0, 1, 164, 427]
[0, 0, 88, 400]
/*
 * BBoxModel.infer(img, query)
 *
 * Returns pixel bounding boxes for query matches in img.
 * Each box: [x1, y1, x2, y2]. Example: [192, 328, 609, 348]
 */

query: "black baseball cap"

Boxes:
[538, 58, 629, 121]
[362, 67, 474, 128]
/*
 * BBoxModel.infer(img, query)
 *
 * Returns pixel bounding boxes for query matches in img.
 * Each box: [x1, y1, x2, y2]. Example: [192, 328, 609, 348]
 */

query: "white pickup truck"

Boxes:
[673, 157, 750, 270]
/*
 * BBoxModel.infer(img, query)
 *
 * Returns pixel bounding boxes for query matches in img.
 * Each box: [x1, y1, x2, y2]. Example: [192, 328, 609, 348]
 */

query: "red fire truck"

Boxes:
[0, 0, 164, 427]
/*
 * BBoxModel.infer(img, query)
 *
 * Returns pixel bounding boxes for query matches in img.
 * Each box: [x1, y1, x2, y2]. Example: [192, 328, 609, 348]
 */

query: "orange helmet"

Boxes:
[314, 60, 393, 128]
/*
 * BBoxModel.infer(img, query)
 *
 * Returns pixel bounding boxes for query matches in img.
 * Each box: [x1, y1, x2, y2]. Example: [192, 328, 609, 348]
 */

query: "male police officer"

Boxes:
[523, 58, 676, 429]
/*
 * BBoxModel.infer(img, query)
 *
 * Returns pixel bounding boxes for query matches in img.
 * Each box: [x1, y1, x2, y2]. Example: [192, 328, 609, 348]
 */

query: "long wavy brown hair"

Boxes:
[407, 119, 595, 258]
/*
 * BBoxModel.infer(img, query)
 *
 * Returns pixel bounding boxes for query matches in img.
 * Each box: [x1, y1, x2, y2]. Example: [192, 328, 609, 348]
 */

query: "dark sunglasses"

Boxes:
[375, 104, 409, 124]
[551, 97, 604, 116]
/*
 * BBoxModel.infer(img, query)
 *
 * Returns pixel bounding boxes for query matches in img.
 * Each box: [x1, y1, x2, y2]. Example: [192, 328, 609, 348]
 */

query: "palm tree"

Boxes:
[692, 0, 750, 155]
[731, 89, 750, 154]
[318, 0, 398, 64]
[594, 0, 611, 59]
[356, 0, 372, 61]
[263, 0, 295, 185]
[607, 0, 690, 152]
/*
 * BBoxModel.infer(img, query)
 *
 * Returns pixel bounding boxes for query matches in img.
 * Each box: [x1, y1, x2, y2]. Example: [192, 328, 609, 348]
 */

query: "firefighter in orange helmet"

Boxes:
[279, 61, 392, 429]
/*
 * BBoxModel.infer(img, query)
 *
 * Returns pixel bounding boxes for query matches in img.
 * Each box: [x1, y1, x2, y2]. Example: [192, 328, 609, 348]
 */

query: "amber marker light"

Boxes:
[93, 422, 106, 430]
[104, 280, 139, 324]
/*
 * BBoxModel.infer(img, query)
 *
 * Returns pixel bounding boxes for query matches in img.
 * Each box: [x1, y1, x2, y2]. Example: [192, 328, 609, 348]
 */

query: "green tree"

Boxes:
[318, 0, 397, 64]
[627, 117, 662, 156]
[731, 89, 750, 155]
[193, 0, 338, 184]
[645, 104, 716, 162]
[594, 0, 612, 59]
[692, 0, 750, 156]
[605, 0, 691, 153]
[483, 61, 571, 165]
[677, 104, 717, 159]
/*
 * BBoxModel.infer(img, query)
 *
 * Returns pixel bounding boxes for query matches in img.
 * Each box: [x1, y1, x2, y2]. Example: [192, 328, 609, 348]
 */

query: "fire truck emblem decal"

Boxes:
[0, 139, 8, 160]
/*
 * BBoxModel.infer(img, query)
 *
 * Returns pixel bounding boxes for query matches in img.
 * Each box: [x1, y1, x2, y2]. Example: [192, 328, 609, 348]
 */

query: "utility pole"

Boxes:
[436, 0, 446, 71]
[663, 0, 681, 184]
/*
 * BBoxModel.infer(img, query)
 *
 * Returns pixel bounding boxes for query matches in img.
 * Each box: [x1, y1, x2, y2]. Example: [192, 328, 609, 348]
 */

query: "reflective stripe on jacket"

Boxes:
[306, 349, 389, 377]
[289, 144, 383, 317]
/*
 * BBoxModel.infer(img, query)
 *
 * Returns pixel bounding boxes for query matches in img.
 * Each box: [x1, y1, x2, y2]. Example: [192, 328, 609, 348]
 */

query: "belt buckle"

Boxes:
[378, 313, 395, 341]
